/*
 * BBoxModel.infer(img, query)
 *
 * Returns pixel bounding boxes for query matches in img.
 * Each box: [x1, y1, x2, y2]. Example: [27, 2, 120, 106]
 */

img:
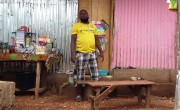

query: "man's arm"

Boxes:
[95, 35, 104, 62]
[71, 34, 77, 63]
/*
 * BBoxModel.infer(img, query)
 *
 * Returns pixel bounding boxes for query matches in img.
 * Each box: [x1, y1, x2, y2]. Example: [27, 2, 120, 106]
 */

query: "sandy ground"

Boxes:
[12, 92, 174, 110]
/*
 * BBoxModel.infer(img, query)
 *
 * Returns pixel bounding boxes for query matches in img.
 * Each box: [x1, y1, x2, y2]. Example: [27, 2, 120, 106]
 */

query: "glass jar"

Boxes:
[25, 33, 32, 48]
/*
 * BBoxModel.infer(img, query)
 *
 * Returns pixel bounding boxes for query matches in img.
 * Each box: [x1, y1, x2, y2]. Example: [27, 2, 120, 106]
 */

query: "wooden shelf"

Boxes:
[16, 87, 46, 93]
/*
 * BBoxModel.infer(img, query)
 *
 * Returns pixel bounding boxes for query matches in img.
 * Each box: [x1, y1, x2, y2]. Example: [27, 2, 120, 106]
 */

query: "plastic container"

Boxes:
[68, 75, 74, 85]
[16, 71, 36, 90]
[98, 70, 108, 76]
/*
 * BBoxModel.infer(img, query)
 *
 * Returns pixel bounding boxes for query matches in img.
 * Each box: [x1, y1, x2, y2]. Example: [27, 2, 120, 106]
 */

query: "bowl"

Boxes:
[98, 69, 108, 76]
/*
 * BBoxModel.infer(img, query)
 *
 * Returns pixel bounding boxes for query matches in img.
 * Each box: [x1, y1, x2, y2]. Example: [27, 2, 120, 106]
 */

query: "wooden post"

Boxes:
[109, 0, 114, 72]
[35, 62, 41, 99]
[145, 86, 151, 108]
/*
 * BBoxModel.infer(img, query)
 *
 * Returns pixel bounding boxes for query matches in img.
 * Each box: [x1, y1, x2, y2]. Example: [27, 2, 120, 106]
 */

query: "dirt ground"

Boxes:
[12, 92, 174, 110]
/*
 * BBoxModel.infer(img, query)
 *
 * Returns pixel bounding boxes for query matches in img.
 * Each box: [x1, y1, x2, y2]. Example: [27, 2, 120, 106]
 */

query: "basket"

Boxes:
[98, 69, 108, 76]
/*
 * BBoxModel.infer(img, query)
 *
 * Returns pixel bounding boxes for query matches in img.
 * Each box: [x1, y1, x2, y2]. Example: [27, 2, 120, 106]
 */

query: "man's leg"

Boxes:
[76, 53, 87, 80]
[75, 53, 87, 101]
[88, 52, 99, 81]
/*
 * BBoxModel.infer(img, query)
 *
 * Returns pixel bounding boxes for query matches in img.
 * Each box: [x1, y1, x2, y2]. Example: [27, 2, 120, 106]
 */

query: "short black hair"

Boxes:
[79, 9, 88, 13]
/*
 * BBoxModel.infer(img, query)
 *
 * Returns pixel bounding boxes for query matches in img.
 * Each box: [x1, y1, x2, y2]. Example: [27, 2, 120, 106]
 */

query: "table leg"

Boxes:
[145, 85, 151, 108]
[89, 87, 101, 110]
[94, 88, 101, 110]
[89, 94, 95, 110]
[138, 86, 142, 104]
[35, 62, 41, 99]
[90, 99, 99, 110]
[90, 99, 94, 110]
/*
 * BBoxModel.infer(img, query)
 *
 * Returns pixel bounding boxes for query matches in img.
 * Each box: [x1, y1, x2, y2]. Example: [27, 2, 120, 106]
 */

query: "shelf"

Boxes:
[16, 87, 46, 93]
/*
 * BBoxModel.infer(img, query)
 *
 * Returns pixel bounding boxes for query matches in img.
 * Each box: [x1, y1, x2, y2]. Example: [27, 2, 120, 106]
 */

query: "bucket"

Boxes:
[16, 71, 36, 90]
[98, 70, 108, 76]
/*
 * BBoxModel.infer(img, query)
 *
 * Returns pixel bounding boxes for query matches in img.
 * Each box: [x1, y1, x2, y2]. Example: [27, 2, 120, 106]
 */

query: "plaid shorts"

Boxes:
[76, 51, 98, 81]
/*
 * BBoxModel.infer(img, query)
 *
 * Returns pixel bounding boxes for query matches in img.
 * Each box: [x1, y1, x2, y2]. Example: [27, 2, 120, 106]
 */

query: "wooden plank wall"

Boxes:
[78, 0, 113, 70]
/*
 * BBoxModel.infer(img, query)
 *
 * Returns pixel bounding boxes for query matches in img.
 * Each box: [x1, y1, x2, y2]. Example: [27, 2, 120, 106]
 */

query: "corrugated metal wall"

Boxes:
[111, 0, 177, 69]
[0, 0, 78, 72]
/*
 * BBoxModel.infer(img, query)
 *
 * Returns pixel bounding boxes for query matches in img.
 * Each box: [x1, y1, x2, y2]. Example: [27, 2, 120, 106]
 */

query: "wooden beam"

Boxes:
[95, 85, 117, 102]
[109, 0, 114, 72]
[35, 62, 41, 99]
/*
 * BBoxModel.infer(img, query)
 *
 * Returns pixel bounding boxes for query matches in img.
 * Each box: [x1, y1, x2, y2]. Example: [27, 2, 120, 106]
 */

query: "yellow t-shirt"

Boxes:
[71, 22, 98, 53]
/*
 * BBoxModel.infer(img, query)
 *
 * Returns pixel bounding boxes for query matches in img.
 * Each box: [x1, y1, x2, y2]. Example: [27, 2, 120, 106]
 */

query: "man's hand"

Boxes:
[99, 51, 104, 62]
[71, 54, 76, 63]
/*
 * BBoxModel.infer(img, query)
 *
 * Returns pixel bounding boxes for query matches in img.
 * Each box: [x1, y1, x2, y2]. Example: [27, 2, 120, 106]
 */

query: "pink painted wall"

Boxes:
[111, 0, 177, 69]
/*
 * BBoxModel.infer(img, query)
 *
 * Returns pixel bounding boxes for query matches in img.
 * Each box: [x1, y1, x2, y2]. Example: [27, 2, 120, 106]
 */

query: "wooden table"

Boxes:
[0, 54, 48, 99]
[77, 80, 156, 110]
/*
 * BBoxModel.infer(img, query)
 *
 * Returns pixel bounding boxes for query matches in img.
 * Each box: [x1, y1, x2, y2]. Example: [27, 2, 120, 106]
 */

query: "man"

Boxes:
[71, 9, 104, 100]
